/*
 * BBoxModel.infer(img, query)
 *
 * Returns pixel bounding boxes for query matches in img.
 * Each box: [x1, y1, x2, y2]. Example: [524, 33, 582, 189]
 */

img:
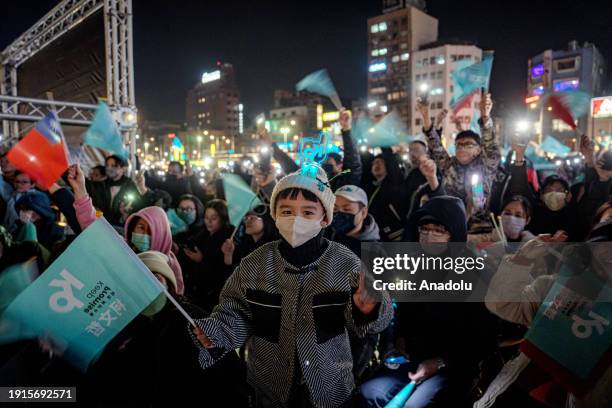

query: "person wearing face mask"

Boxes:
[402, 137, 443, 217]
[68, 163, 185, 296]
[86, 155, 141, 226]
[180, 199, 234, 311]
[221, 204, 279, 267]
[170, 194, 204, 245]
[190, 165, 392, 407]
[14, 190, 65, 251]
[83, 250, 247, 406]
[144, 161, 202, 205]
[419, 90, 501, 231]
[362, 195, 499, 408]
[3, 171, 36, 233]
[529, 175, 576, 239]
[327, 185, 380, 255]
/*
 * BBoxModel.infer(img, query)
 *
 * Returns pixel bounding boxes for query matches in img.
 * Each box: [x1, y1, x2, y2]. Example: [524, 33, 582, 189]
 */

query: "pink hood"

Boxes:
[125, 206, 185, 295]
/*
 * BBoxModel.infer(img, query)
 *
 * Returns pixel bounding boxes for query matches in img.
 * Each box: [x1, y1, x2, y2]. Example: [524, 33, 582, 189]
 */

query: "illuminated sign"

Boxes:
[322, 111, 340, 122]
[532, 85, 545, 96]
[592, 96, 612, 118]
[531, 64, 545, 77]
[316, 104, 323, 129]
[369, 62, 387, 72]
[553, 79, 579, 92]
[299, 132, 331, 179]
[238, 103, 244, 134]
[201, 70, 221, 84]
[525, 95, 540, 104]
[168, 133, 176, 139]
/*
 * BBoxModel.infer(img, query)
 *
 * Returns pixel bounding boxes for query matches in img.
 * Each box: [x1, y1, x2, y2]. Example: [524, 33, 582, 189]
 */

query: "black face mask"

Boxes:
[331, 211, 356, 235]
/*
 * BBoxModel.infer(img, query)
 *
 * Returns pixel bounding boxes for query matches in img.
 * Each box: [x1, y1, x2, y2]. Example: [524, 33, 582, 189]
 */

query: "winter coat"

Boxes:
[190, 239, 393, 407]
[86, 176, 140, 226]
[425, 118, 501, 226]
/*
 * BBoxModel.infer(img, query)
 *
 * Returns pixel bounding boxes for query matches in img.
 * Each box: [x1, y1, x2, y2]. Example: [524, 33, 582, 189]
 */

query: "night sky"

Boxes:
[2, 0, 612, 125]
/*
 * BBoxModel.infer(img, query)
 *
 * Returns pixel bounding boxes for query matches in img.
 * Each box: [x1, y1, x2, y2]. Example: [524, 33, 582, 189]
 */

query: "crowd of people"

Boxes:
[0, 94, 611, 408]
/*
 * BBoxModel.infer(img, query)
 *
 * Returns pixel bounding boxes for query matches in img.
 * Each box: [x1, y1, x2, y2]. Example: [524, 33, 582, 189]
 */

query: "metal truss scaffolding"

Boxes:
[0, 0, 136, 159]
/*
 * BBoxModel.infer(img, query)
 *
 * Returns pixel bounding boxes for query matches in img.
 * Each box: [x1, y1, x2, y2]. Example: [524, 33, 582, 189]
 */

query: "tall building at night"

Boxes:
[367, 1, 438, 125]
[410, 41, 483, 145]
[186, 62, 242, 139]
[527, 41, 607, 144]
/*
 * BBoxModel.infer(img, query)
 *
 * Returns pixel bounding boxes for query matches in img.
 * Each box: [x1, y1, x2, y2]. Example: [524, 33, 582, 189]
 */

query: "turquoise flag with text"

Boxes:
[540, 135, 571, 157]
[84, 102, 128, 159]
[0, 218, 163, 371]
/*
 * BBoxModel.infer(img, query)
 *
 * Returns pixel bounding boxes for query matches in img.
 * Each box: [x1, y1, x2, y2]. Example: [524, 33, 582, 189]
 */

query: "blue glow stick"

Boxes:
[385, 381, 417, 408]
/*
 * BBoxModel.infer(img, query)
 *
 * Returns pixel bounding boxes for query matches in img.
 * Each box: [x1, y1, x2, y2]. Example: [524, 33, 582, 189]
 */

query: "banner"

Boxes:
[1, 218, 163, 371]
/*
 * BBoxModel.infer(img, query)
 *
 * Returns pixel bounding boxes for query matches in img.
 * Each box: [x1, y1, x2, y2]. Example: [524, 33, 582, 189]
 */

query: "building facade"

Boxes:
[527, 41, 607, 144]
[367, 3, 438, 126]
[186, 62, 241, 141]
[410, 42, 483, 145]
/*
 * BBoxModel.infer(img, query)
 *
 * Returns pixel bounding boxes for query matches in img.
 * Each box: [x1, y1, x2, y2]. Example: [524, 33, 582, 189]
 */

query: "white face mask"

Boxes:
[276, 215, 324, 248]
[542, 191, 567, 211]
[501, 215, 527, 239]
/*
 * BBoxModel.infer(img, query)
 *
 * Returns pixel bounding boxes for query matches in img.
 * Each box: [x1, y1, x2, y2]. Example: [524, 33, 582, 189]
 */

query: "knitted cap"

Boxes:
[137, 251, 177, 293]
[270, 165, 336, 224]
[455, 130, 481, 145]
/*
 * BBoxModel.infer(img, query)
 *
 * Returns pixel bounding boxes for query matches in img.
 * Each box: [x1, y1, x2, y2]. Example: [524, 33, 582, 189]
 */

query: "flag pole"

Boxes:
[159, 284, 196, 328]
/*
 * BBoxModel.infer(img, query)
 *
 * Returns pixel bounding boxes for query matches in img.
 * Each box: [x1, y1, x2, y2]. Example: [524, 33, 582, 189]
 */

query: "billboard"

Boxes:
[592, 96, 612, 118]
[16, 10, 106, 146]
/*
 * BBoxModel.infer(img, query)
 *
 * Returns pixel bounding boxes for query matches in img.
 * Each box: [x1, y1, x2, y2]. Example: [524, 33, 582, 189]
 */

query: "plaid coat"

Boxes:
[190, 240, 392, 407]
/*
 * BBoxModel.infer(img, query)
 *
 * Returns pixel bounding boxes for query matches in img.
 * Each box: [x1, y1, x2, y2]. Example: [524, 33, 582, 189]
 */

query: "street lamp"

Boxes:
[144, 142, 150, 156]
[515, 120, 530, 133]
[290, 119, 296, 126]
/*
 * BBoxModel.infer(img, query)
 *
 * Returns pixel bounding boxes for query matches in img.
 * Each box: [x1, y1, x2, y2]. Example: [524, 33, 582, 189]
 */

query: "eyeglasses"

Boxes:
[418, 226, 449, 237]
[244, 214, 262, 221]
[456, 143, 478, 150]
[178, 207, 195, 213]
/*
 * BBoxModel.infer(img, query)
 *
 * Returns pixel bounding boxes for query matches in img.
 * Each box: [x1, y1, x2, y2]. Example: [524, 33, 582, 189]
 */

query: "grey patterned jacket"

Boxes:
[425, 118, 501, 224]
[191, 240, 392, 407]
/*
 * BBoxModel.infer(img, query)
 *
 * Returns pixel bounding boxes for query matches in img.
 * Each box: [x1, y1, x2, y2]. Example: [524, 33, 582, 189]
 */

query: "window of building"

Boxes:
[400, 43, 408, 50]
[400, 52, 409, 61]
[391, 55, 400, 63]
[415, 74, 421, 81]
[400, 17, 407, 25]
[370, 22, 388, 33]
[422, 58, 429, 66]
[436, 71, 443, 79]
[415, 118, 422, 126]
[400, 30, 408, 37]
[436, 55, 445, 65]
[553, 78, 580, 92]
[437, 102, 443, 109]
[371, 86, 387, 94]
[555, 57, 580, 73]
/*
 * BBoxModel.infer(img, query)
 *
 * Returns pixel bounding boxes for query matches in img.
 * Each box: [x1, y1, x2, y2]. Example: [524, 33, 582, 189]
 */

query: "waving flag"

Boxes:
[84, 102, 128, 159]
[296, 69, 342, 110]
[351, 112, 407, 147]
[222, 174, 262, 227]
[0, 218, 164, 371]
[451, 55, 494, 106]
[166, 208, 188, 235]
[540, 135, 571, 157]
[544, 91, 591, 130]
[7, 112, 69, 189]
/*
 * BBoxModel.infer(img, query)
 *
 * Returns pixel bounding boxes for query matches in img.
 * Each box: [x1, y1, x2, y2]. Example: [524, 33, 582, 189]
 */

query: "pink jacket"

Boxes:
[73, 196, 185, 295]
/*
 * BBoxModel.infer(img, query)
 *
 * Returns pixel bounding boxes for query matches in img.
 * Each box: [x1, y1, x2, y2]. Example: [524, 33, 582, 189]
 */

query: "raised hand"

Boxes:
[353, 271, 378, 315]
[579, 134, 595, 166]
[67, 164, 88, 199]
[339, 108, 352, 131]
[192, 325, 214, 348]
[184, 246, 204, 263]
[257, 128, 273, 146]
[416, 97, 431, 130]
[480, 89, 493, 120]
[419, 156, 439, 191]
[135, 170, 147, 194]
[434, 109, 448, 130]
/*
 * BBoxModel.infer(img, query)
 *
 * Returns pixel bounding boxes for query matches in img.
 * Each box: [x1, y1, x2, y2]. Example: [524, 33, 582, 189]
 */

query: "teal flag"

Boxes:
[0, 218, 163, 371]
[296, 69, 342, 110]
[222, 174, 262, 227]
[540, 136, 571, 157]
[0, 258, 39, 312]
[84, 102, 128, 159]
[166, 209, 188, 236]
[524, 267, 612, 380]
[352, 112, 406, 147]
[16, 222, 37, 243]
[451, 55, 494, 106]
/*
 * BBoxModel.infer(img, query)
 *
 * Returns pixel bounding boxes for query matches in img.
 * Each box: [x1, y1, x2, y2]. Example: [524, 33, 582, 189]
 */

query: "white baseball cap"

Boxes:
[334, 185, 368, 207]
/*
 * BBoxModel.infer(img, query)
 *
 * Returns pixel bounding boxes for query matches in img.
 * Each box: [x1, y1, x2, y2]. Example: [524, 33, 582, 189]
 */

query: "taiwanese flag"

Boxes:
[7, 112, 69, 189]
